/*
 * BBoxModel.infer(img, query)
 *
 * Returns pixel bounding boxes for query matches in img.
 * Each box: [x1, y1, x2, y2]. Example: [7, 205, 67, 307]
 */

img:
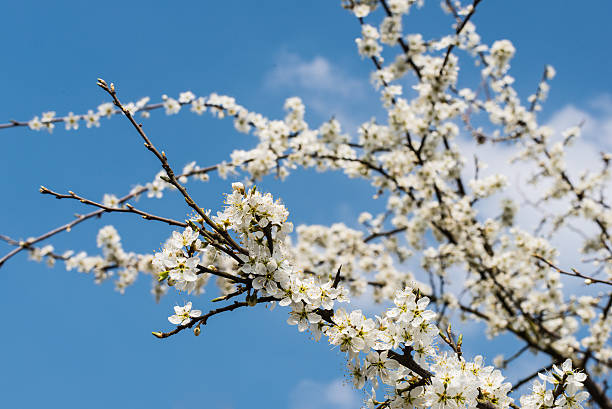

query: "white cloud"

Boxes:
[265, 52, 365, 99]
[264, 52, 377, 132]
[289, 378, 361, 409]
[546, 102, 612, 150]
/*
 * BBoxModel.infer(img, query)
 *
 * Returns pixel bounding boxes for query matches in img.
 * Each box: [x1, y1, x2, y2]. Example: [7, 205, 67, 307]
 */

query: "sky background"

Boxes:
[0, 1, 611, 408]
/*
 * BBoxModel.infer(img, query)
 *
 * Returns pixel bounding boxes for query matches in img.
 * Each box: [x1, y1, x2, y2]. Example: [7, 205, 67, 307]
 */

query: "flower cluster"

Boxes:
[159, 185, 587, 409]
[153, 226, 206, 294]
[521, 360, 589, 409]
[4, 0, 611, 407]
[22, 225, 156, 294]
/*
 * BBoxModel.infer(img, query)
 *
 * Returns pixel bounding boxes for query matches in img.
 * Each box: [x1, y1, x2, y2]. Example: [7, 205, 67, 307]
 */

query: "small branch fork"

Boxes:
[39, 186, 187, 228]
[0, 78, 295, 270]
[438, 0, 483, 77]
[378, 0, 422, 79]
[0, 233, 123, 273]
[197, 265, 246, 284]
[364, 226, 407, 243]
[152, 296, 276, 339]
[0, 234, 68, 262]
[0, 158, 237, 269]
[159, 264, 344, 339]
[533, 255, 612, 287]
[0, 184, 145, 268]
[96, 79, 248, 257]
[439, 324, 463, 359]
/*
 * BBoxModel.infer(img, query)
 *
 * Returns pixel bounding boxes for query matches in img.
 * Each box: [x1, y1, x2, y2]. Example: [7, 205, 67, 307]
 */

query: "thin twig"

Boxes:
[533, 255, 612, 286]
[152, 296, 275, 339]
[0, 184, 148, 268]
[39, 186, 187, 228]
[97, 79, 248, 256]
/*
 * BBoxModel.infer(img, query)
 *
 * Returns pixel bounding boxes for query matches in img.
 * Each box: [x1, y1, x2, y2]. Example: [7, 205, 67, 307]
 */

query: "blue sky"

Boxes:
[0, 1, 611, 408]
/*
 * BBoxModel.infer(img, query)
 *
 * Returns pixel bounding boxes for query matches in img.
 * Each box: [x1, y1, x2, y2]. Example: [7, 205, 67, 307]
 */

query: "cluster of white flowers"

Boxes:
[468, 174, 508, 199]
[356, 24, 383, 58]
[153, 226, 206, 294]
[28, 105, 109, 132]
[25, 225, 157, 294]
[520, 360, 589, 409]
[6, 0, 611, 407]
[158, 185, 593, 409]
[27, 243, 56, 266]
[25, 89, 262, 136]
[27, 111, 57, 132]
[289, 222, 419, 301]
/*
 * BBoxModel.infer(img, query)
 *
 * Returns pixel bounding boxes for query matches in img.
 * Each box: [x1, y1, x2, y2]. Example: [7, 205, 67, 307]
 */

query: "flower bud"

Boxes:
[194, 327, 201, 336]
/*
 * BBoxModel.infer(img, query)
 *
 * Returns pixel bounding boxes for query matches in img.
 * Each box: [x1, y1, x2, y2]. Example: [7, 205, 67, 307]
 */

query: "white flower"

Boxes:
[168, 302, 201, 325]
[41, 111, 56, 132]
[556, 389, 589, 409]
[146, 180, 164, 199]
[353, 5, 370, 18]
[287, 303, 321, 332]
[190, 97, 207, 115]
[97, 102, 115, 118]
[64, 112, 79, 130]
[84, 110, 100, 128]
[251, 261, 285, 296]
[365, 350, 399, 386]
[28, 116, 43, 131]
[167, 256, 199, 284]
[490, 39, 515, 66]
[553, 359, 587, 391]
[178, 91, 195, 104]
[170, 226, 199, 249]
[347, 360, 366, 389]
[102, 194, 120, 208]
[163, 97, 181, 115]
[41, 111, 56, 123]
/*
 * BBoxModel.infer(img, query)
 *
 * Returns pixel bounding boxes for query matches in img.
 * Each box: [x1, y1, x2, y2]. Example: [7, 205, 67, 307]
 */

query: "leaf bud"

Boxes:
[246, 293, 258, 307]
